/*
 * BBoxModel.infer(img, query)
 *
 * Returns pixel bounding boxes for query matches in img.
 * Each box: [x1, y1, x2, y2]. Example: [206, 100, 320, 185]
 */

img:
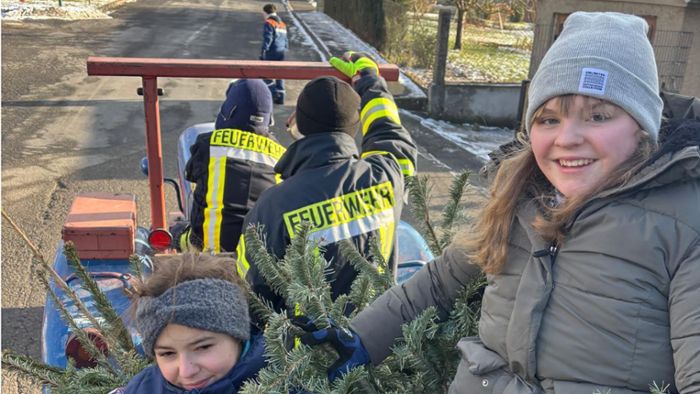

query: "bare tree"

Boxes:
[451, 0, 492, 50]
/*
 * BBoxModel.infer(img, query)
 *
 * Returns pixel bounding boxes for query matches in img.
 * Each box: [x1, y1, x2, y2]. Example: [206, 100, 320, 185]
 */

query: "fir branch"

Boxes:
[649, 382, 670, 394]
[367, 236, 388, 278]
[1, 210, 103, 335]
[35, 267, 116, 375]
[63, 242, 135, 354]
[438, 170, 471, 250]
[347, 275, 374, 316]
[247, 289, 276, 327]
[328, 294, 352, 327]
[244, 224, 291, 297]
[128, 254, 144, 280]
[285, 282, 332, 327]
[53, 365, 127, 394]
[330, 366, 374, 394]
[1, 209, 46, 260]
[406, 176, 441, 255]
[392, 307, 447, 391]
[284, 222, 334, 322]
[448, 272, 486, 338]
[338, 240, 391, 291]
[1, 349, 64, 387]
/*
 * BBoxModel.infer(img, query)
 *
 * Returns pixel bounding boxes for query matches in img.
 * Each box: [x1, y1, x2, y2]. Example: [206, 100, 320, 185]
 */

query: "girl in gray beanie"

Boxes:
[299, 12, 700, 393]
[114, 253, 266, 394]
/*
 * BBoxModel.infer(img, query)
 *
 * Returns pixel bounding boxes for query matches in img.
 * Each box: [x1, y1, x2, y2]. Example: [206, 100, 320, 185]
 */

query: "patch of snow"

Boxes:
[400, 109, 514, 162]
[1, 0, 129, 20]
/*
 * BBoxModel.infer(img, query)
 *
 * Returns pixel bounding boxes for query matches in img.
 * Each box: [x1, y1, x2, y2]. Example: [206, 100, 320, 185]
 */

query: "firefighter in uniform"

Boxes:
[236, 52, 417, 312]
[261, 3, 288, 105]
[180, 79, 286, 253]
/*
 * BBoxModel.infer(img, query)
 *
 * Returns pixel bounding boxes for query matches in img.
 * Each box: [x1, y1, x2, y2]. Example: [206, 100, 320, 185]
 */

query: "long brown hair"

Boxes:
[461, 96, 656, 274]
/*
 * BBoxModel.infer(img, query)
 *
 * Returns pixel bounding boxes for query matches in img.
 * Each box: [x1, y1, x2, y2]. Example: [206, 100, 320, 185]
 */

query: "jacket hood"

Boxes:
[274, 132, 359, 179]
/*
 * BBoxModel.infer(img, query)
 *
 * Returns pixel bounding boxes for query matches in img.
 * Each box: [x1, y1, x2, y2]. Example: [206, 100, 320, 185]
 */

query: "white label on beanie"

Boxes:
[578, 68, 608, 95]
[250, 115, 264, 124]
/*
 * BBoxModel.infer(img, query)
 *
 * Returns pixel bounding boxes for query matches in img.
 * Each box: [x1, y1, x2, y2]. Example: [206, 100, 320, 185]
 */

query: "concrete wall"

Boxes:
[530, 0, 699, 97]
[429, 83, 522, 127]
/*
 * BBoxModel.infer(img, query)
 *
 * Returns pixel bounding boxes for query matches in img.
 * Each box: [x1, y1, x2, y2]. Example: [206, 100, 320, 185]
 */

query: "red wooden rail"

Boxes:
[86, 57, 401, 230]
[87, 57, 400, 81]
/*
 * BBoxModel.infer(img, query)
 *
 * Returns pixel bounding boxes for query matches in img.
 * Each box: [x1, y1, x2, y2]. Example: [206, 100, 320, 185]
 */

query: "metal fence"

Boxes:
[654, 30, 694, 93]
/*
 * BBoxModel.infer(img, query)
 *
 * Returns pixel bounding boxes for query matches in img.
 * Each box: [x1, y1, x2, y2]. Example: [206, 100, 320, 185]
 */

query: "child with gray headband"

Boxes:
[115, 253, 266, 394]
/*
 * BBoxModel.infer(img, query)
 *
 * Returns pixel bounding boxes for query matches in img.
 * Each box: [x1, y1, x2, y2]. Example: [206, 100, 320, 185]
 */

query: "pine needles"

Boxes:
[1, 209, 150, 393]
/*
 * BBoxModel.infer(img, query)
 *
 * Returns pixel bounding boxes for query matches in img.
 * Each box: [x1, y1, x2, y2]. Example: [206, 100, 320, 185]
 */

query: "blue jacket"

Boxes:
[117, 334, 266, 394]
[261, 14, 288, 58]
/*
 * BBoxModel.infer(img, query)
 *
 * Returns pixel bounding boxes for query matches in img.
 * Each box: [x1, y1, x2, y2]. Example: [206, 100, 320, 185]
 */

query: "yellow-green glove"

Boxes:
[330, 51, 379, 83]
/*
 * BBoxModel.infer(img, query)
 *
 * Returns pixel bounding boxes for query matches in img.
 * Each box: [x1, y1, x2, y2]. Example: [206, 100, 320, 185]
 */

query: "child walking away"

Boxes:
[114, 253, 266, 394]
[260, 3, 288, 105]
[297, 12, 700, 393]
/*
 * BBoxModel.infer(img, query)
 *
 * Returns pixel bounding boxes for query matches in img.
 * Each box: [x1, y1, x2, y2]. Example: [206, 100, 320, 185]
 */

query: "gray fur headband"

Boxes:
[135, 278, 250, 357]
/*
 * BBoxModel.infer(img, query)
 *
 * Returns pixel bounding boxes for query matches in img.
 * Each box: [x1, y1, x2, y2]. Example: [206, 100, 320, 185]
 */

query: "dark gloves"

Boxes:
[329, 51, 379, 85]
[294, 317, 371, 382]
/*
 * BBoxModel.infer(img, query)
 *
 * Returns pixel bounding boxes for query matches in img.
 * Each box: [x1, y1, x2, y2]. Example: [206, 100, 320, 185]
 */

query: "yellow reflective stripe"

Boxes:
[203, 157, 226, 252]
[360, 150, 389, 159]
[178, 227, 196, 252]
[398, 158, 415, 176]
[361, 150, 415, 177]
[360, 98, 400, 135]
[235, 235, 249, 278]
[293, 303, 302, 348]
[377, 222, 395, 272]
[210, 129, 286, 161]
[275, 173, 282, 184]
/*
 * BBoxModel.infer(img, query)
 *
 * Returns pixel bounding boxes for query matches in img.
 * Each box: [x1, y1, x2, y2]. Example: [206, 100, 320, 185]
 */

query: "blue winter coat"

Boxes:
[261, 14, 288, 59]
[116, 334, 266, 394]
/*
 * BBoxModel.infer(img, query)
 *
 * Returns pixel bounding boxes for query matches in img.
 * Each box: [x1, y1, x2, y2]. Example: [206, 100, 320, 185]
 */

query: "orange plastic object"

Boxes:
[62, 193, 137, 259]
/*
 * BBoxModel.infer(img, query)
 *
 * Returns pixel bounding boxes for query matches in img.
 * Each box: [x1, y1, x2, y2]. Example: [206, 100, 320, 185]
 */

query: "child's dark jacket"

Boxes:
[117, 333, 266, 394]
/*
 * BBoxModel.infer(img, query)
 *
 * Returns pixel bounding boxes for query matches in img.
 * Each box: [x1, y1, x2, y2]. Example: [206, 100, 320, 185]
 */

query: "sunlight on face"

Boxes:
[154, 324, 242, 391]
[529, 95, 641, 198]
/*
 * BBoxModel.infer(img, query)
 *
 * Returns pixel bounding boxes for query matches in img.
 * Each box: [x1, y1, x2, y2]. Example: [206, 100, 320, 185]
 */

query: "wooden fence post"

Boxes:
[429, 7, 452, 117]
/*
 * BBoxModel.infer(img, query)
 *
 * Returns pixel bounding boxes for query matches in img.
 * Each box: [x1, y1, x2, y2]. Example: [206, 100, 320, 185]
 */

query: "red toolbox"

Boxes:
[62, 192, 137, 259]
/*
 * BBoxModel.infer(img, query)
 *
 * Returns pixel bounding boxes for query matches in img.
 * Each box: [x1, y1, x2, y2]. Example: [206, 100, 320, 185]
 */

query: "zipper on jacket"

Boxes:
[532, 243, 558, 262]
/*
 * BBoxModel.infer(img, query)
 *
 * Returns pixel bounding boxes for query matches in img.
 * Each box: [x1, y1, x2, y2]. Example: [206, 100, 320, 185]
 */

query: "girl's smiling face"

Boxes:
[530, 95, 641, 198]
[154, 324, 241, 391]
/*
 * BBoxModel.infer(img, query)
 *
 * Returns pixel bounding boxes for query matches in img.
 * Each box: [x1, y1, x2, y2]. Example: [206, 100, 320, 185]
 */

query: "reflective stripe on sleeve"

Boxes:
[377, 222, 395, 272]
[360, 97, 401, 136]
[397, 158, 415, 177]
[361, 150, 415, 177]
[236, 235, 249, 278]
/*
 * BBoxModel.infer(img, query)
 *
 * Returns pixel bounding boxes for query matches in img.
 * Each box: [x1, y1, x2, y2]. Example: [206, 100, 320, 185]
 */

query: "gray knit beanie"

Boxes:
[526, 12, 663, 141]
[135, 278, 250, 357]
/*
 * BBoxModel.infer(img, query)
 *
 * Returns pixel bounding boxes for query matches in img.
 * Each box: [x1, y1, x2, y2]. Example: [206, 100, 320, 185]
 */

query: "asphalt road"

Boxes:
[1, 0, 485, 392]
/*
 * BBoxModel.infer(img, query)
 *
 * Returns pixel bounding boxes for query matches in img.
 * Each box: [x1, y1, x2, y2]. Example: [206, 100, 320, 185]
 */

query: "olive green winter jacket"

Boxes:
[351, 122, 700, 393]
